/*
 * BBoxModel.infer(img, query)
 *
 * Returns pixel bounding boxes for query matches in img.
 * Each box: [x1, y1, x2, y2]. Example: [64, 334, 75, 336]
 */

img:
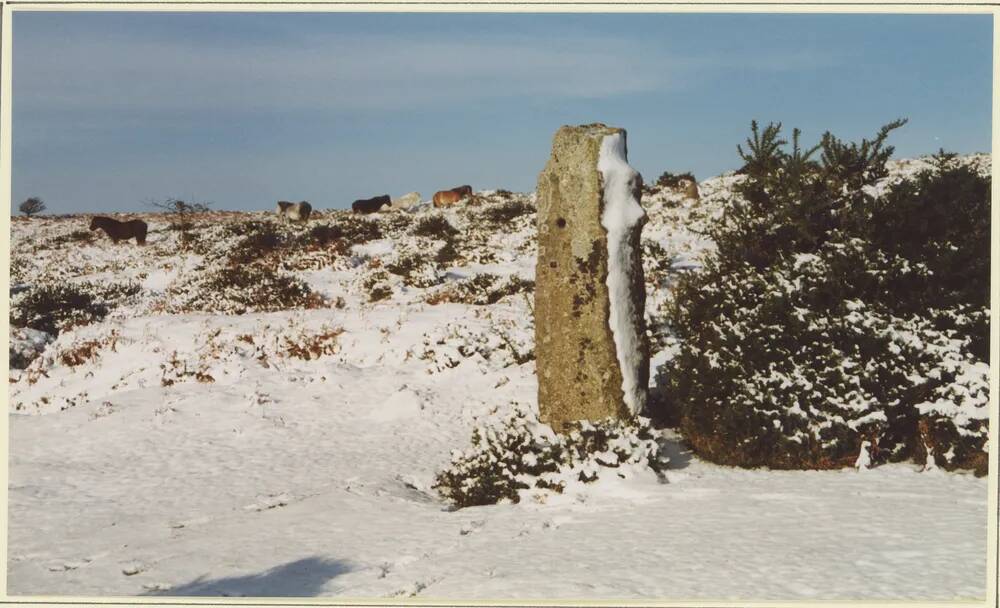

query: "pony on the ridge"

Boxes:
[89, 216, 148, 245]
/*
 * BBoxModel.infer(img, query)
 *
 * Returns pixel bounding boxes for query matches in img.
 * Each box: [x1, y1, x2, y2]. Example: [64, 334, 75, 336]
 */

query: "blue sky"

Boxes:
[11, 12, 994, 213]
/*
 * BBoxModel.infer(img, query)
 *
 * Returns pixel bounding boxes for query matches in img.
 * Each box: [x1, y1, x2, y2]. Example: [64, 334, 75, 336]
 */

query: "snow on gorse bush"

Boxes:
[434, 404, 666, 508]
[659, 122, 990, 474]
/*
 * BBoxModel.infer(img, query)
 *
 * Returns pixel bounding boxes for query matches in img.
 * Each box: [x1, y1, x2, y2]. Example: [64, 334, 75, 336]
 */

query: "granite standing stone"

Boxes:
[534, 123, 650, 431]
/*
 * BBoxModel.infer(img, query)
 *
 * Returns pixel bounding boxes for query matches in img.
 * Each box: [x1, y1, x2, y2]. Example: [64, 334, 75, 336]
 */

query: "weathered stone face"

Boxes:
[534, 123, 650, 431]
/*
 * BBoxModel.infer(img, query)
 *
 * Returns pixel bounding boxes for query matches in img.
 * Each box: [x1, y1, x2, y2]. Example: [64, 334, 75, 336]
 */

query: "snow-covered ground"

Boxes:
[7, 160, 992, 600]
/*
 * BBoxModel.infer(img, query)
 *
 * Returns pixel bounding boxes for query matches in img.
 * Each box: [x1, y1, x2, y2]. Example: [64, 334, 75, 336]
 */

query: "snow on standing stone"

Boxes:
[598, 131, 649, 416]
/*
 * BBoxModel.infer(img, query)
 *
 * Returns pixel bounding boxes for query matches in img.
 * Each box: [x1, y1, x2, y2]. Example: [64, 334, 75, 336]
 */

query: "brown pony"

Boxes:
[433, 185, 473, 208]
[89, 216, 148, 244]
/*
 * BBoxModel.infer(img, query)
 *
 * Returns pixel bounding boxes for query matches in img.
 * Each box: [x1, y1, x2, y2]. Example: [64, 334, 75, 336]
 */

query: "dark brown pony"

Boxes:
[351, 195, 391, 214]
[89, 216, 148, 244]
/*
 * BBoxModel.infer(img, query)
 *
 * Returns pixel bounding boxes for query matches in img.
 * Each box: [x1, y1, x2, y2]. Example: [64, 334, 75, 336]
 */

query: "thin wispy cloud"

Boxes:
[10, 13, 991, 213]
[15, 27, 844, 115]
[18, 33, 641, 112]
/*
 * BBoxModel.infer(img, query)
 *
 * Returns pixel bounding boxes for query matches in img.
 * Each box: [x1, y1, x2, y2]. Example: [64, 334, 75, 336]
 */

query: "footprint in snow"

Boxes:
[89, 401, 117, 420]
[389, 577, 441, 598]
[121, 561, 147, 576]
[47, 558, 91, 572]
[169, 515, 211, 529]
[459, 519, 486, 536]
[141, 582, 171, 592]
[242, 492, 292, 511]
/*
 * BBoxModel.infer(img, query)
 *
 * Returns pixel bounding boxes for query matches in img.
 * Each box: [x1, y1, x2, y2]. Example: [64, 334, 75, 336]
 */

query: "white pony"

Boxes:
[275, 201, 312, 222]
[386, 192, 421, 212]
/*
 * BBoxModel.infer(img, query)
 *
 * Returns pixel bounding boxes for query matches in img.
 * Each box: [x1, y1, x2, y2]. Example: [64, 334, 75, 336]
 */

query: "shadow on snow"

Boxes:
[144, 556, 353, 597]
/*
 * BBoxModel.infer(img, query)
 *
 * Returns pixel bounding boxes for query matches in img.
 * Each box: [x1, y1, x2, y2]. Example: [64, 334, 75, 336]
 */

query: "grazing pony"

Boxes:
[89, 216, 148, 244]
[351, 194, 391, 214]
[276, 201, 313, 222]
[433, 185, 473, 208]
[386, 192, 422, 212]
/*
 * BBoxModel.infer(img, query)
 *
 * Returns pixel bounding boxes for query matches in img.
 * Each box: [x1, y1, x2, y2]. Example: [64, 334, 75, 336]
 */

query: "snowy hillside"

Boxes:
[7, 156, 991, 599]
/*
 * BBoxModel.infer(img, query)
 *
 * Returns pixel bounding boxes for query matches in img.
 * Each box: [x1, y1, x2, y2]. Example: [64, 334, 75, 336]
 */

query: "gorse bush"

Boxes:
[380, 212, 414, 233]
[412, 215, 460, 240]
[385, 250, 443, 288]
[361, 266, 393, 302]
[11, 284, 106, 335]
[223, 219, 271, 238]
[229, 224, 287, 265]
[304, 224, 342, 246]
[49, 229, 95, 246]
[304, 216, 382, 245]
[655, 171, 696, 189]
[434, 405, 665, 508]
[11, 281, 141, 335]
[478, 199, 534, 225]
[168, 264, 323, 315]
[659, 120, 990, 474]
[866, 152, 991, 355]
[434, 406, 565, 508]
[407, 215, 467, 269]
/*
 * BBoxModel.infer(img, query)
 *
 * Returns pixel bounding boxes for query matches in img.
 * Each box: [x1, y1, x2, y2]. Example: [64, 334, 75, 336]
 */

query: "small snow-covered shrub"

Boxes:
[10, 281, 139, 335]
[478, 199, 534, 225]
[434, 405, 665, 509]
[419, 315, 533, 373]
[301, 224, 342, 246]
[152, 321, 346, 388]
[561, 418, 666, 483]
[412, 215, 459, 240]
[10, 256, 31, 285]
[434, 406, 564, 508]
[655, 170, 696, 189]
[425, 274, 533, 306]
[49, 229, 95, 246]
[309, 215, 382, 244]
[661, 122, 990, 474]
[160, 350, 215, 386]
[91, 281, 144, 305]
[282, 325, 344, 360]
[385, 250, 443, 288]
[361, 267, 393, 302]
[434, 239, 461, 267]
[642, 240, 675, 287]
[9, 327, 54, 369]
[167, 265, 323, 314]
[59, 330, 120, 367]
[167, 220, 195, 232]
[228, 223, 287, 265]
[380, 212, 413, 233]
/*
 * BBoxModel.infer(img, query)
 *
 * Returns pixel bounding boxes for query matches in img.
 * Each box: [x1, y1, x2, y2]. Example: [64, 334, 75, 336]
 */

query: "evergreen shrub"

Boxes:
[659, 120, 990, 474]
[434, 405, 665, 508]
